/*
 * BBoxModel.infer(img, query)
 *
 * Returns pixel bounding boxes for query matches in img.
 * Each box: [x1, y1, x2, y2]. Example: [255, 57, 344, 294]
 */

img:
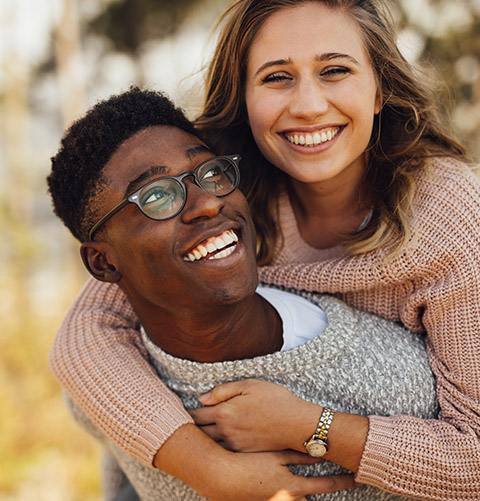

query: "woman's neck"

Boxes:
[288, 173, 370, 250]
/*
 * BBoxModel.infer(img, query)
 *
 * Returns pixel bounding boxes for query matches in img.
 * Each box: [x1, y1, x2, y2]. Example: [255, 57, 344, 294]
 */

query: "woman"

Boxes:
[50, 0, 480, 499]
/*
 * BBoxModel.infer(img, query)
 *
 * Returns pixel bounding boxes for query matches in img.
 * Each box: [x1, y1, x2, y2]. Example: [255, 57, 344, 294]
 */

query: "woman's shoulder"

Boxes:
[410, 157, 480, 230]
[393, 157, 480, 274]
[413, 157, 480, 202]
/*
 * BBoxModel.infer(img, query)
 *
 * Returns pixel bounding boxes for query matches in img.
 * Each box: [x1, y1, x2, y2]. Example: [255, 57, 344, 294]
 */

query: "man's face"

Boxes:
[98, 126, 258, 315]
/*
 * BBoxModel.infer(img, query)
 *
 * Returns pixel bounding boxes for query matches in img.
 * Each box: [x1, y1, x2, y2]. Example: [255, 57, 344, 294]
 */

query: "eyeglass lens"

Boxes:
[137, 157, 238, 220]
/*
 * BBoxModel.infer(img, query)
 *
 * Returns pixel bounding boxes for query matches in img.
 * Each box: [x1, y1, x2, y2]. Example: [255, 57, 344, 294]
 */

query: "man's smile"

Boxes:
[183, 229, 239, 262]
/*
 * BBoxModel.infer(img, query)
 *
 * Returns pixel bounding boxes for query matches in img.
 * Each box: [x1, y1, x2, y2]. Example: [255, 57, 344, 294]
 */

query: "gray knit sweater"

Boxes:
[69, 289, 438, 500]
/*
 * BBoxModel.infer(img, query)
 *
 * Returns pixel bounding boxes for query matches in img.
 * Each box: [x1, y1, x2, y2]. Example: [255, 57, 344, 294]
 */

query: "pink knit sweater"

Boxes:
[50, 157, 480, 500]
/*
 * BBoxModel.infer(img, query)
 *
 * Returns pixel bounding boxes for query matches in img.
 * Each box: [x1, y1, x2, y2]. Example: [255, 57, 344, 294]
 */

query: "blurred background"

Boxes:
[1, 0, 479, 499]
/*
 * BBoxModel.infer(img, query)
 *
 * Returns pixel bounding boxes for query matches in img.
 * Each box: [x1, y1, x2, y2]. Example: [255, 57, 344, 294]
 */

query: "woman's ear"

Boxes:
[80, 242, 122, 283]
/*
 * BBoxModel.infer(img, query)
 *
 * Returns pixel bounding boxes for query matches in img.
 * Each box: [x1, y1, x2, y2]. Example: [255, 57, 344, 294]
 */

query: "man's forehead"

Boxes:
[110, 126, 204, 161]
[103, 127, 210, 185]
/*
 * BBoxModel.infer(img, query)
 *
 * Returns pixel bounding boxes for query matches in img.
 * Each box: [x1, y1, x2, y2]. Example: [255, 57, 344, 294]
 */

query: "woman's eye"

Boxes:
[262, 72, 292, 84]
[321, 67, 351, 79]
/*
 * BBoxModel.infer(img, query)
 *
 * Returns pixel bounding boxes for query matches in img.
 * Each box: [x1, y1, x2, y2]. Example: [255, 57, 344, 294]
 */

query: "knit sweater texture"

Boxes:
[67, 291, 438, 500]
[49, 157, 480, 500]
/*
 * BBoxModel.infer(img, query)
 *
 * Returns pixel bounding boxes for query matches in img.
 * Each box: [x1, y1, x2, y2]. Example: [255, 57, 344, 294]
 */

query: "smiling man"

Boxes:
[47, 88, 437, 501]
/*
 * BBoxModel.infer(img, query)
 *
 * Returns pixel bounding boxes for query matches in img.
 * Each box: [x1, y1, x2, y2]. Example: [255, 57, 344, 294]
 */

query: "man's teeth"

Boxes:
[183, 229, 238, 262]
[285, 127, 340, 147]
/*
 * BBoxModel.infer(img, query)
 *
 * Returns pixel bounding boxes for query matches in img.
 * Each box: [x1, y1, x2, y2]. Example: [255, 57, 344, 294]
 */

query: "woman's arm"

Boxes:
[192, 379, 368, 473]
[254, 163, 480, 500]
[154, 423, 357, 500]
[50, 277, 193, 465]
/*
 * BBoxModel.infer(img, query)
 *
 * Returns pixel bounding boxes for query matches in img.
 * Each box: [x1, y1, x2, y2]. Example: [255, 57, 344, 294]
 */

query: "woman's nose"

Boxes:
[181, 180, 225, 223]
[289, 77, 329, 121]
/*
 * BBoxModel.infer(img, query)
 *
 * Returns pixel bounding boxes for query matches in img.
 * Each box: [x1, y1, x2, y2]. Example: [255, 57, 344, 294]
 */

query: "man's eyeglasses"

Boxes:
[88, 154, 241, 241]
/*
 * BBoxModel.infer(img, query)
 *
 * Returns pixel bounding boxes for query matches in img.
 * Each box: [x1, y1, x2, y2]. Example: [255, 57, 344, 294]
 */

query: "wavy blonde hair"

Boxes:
[195, 0, 466, 264]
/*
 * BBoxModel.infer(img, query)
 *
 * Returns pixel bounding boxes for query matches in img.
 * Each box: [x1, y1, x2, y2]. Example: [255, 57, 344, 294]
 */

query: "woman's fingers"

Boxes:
[197, 424, 223, 441]
[189, 405, 216, 425]
[199, 380, 250, 405]
[299, 474, 358, 495]
[272, 450, 358, 498]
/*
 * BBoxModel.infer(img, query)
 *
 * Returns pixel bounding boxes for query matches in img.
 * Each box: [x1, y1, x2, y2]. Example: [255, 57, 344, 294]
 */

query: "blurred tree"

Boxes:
[394, 0, 480, 159]
[88, 0, 206, 54]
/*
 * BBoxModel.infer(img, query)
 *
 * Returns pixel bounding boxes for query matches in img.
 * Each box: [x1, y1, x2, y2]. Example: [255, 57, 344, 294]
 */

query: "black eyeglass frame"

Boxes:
[88, 154, 241, 241]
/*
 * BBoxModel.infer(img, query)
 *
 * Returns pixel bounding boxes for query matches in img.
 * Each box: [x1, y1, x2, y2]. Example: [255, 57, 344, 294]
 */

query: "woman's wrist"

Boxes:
[285, 401, 324, 453]
[300, 407, 368, 473]
[324, 412, 369, 473]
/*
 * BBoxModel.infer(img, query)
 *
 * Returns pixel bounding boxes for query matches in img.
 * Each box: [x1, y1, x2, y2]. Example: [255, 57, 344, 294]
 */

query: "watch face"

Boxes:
[306, 440, 327, 457]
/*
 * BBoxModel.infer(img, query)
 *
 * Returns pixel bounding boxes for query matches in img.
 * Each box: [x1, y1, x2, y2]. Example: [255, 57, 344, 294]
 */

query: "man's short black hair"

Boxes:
[47, 87, 201, 242]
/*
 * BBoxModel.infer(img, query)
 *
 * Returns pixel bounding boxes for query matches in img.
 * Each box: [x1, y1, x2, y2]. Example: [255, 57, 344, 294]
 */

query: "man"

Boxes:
[47, 88, 437, 500]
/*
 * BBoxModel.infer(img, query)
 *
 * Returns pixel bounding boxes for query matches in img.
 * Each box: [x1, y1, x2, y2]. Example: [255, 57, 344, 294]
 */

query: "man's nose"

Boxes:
[180, 179, 225, 223]
[289, 77, 329, 121]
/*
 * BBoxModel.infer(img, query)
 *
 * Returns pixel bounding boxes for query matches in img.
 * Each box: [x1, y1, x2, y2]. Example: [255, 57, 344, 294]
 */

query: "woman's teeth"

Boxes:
[183, 229, 238, 262]
[285, 127, 340, 147]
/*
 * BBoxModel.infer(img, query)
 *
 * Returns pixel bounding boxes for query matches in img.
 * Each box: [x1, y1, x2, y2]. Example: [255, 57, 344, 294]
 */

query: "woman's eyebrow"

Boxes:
[316, 52, 360, 65]
[252, 52, 360, 77]
[253, 58, 292, 78]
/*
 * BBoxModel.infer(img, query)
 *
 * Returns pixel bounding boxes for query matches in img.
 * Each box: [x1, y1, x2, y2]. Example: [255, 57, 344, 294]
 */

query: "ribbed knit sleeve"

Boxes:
[49, 278, 193, 466]
[259, 159, 480, 500]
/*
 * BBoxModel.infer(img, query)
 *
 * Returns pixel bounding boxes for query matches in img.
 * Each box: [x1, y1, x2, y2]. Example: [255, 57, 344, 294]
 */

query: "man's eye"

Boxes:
[143, 188, 169, 204]
[202, 167, 222, 179]
[141, 186, 175, 211]
[202, 168, 225, 192]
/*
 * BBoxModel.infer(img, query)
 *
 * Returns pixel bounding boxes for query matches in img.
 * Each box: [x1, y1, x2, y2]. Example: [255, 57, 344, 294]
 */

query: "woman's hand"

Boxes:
[213, 449, 357, 501]
[155, 423, 358, 501]
[190, 379, 321, 452]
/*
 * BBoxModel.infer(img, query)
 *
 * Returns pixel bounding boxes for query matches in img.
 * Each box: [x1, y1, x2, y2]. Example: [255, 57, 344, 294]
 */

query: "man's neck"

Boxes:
[131, 293, 284, 363]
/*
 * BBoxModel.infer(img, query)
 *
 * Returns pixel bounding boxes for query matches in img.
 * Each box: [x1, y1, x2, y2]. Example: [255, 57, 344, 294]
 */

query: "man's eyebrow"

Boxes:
[124, 145, 212, 196]
[125, 166, 168, 197]
[253, 52, 359, 77]
[186, 144, 211, 160]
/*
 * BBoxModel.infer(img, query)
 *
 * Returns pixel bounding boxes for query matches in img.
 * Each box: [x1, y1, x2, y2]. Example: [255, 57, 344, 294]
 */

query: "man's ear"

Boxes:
[80, 241, 122, 283]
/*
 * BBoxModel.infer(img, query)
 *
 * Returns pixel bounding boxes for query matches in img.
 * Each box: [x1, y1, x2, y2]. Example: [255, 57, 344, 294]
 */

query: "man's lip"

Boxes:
[182, 227, 241, 262]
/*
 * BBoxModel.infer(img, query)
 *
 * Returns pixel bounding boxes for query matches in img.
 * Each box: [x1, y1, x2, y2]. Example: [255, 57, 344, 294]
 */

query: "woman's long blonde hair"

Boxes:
[195, 0, 466, 265]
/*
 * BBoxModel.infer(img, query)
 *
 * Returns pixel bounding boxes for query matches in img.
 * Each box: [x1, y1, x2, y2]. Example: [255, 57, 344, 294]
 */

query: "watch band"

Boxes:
[304, 407, 335, 457]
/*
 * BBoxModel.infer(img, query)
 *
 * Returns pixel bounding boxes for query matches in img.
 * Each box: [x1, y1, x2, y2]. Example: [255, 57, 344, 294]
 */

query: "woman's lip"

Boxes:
[280, 126, 344, 152]
[280, 124, 343, 134]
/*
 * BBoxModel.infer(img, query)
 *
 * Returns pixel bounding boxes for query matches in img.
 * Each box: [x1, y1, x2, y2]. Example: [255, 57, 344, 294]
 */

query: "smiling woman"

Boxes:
[48, 1, 480, 500]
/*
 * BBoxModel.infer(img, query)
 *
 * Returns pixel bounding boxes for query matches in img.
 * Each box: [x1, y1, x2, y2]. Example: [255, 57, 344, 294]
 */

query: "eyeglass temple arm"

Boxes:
[87, 199, 130, 241]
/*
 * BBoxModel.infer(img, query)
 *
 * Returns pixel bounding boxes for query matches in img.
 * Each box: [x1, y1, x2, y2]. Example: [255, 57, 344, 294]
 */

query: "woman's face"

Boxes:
[245, 3, 381, 188]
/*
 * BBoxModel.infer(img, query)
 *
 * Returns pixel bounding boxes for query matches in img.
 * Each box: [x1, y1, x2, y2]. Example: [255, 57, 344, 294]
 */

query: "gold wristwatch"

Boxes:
[304, 407, 335, 457]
